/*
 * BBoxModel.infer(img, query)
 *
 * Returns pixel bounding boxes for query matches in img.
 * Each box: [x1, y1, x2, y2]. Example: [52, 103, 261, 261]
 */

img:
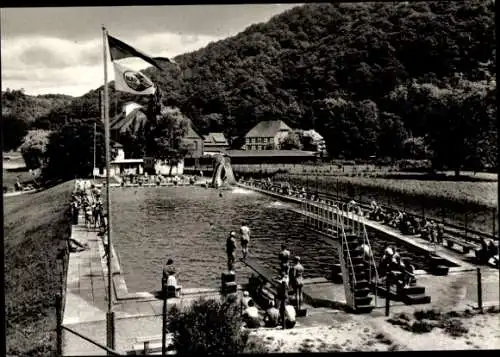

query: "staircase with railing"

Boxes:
[301, 198, 377, 313]
[337, 205, 375, 313]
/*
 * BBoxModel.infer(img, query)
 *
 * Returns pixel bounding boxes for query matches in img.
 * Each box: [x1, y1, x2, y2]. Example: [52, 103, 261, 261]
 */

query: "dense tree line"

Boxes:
[4, 1, 497, 177]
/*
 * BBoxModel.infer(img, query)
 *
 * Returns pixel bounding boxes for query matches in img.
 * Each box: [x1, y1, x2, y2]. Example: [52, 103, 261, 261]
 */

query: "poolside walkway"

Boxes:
[62, 214, 229, 355]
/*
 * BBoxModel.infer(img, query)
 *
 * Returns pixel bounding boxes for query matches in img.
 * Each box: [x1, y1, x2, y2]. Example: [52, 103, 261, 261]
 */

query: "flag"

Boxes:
[107, 34, 168, 71]
[113, 61, 156, 95]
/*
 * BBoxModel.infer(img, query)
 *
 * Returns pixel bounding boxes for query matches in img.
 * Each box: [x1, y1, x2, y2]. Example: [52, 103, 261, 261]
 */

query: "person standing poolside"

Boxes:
[226, 231, 237, 273]
[162, 258, 176, 281]
[279, 244, 291, 277]
[277, 274, 289, 328]
[99, 227, 109, 259]
[240, 224, 251, 259]
[290, 256, 304, 312]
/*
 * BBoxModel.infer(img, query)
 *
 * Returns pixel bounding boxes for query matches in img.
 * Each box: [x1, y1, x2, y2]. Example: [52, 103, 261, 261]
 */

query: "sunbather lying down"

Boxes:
[69, 238, 89, 252]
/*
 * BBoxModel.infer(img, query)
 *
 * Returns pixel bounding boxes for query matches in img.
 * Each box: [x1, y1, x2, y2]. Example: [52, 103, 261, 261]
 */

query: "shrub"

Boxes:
[168, 297, 249, 355]
[414, 308, 442, 320]
[410, 320, 435, 334]
[442, 319, 469, 337]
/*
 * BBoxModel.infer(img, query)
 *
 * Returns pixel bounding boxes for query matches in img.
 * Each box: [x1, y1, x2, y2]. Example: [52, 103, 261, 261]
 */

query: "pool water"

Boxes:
[111, 186, 451, 293]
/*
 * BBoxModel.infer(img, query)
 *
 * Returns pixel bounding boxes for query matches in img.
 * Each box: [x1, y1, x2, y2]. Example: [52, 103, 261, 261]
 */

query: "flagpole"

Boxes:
[93, 120, 96, 181]
[102, 26, 115, 352]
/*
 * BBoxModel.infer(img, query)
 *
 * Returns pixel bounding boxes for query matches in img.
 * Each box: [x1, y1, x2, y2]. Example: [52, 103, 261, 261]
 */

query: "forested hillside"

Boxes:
[16, 1, 498, 171]
[1, 89, 73, 151]
[2, 89, 73, 123]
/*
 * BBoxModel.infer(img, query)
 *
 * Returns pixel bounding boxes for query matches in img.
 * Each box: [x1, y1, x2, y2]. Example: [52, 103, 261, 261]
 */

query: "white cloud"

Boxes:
[1, 32, 222, 96]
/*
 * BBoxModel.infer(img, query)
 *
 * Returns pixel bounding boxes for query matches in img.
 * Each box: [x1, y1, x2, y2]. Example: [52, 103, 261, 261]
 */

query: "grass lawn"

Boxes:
[4, 180, 73, 356]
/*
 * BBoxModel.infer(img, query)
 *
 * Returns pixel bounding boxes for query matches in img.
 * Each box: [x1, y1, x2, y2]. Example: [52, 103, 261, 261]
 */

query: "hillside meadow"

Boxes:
[4, 181, 73, 356]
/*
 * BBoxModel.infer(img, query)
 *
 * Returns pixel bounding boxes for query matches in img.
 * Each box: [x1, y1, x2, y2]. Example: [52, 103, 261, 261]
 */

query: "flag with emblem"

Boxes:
[113, 61, 156, 95]
[107, 34, 170, 95]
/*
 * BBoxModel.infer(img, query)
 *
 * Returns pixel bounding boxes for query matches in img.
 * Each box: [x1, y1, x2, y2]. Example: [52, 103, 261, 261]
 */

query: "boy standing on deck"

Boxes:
[240, 224, 251, 259]
[279, 244, 291, 277]
[290, 256, 304, 312]
[226, 232, 237, 273]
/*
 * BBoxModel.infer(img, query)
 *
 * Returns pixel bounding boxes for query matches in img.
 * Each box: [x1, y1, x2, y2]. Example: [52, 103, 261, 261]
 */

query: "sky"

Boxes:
[1, 4, 300, 97]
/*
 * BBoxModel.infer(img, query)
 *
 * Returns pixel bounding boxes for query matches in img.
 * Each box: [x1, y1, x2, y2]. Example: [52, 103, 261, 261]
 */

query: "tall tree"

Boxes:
[279, 131, 303, 150]
[19, 130, 51, 170]
[146, 106, 189, 175]
[43, 120, 114, 181]
[425, 79, 496, 176]
[2, 114, 28, 152]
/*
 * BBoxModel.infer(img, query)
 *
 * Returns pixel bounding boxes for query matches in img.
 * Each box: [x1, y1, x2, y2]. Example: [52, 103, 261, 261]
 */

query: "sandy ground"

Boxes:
[248, 310, 500, 352]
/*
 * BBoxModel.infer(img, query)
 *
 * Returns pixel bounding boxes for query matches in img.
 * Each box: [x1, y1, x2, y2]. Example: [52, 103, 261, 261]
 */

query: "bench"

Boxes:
[129, 334, 174, 355]
[443, 235, 478, 254]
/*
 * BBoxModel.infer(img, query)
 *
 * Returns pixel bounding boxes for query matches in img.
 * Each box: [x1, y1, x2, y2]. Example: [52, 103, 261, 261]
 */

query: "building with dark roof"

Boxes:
[203, 132, 230, 155]
[110, 103, 147, 141]
[243, 120, 292, 151]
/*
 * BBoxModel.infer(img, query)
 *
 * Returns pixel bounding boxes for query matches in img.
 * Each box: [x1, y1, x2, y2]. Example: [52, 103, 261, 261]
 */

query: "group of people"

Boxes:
[72, 184, 106, 231]
[225, 225, 301, 329]
[241, 290, 297, 330]
[226, 223, 251, 272]
[71, 181, 109, 258]
[378, 246, 416, 290]
[243, 244, 304, 329]
[120, 173, 200, 187]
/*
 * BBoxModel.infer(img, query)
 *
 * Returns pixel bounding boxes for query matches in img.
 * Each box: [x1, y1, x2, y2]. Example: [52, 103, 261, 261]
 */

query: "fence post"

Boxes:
[162, 275, 167, 356]
[385, 277, 390, 317]
[336, 178, 339, 201]
[477, 268, 483, 312]
[106, 312, 115, 355]
[493, 208, 496, 238]
[464, 212, 468, 240]
[56, 293, 63, 356]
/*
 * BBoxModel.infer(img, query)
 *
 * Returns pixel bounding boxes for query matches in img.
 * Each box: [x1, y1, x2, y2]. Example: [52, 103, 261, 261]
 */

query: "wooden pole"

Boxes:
[492, 208, 496, 238]
[93, 121, 97, 181]
[162, 280, 167, 356]
[102, 26, 115, 352]
[385, 276, 390, 317]
[465, 212, 468, 240]
[477, 268, 483, 312]
[56, 294, 62, 356]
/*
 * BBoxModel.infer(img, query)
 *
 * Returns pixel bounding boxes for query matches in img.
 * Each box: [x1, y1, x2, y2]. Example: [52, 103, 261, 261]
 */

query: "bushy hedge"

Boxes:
[168, 297, 250, 355]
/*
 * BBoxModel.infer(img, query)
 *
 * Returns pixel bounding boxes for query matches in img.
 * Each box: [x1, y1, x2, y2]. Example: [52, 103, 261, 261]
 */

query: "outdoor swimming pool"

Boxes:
[111, 186, 455, 293]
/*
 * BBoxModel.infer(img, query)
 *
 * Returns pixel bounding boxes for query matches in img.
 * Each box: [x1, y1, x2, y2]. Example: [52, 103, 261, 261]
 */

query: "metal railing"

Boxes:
[360, 216, 380, 306]
[338, 203, 357, 309]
